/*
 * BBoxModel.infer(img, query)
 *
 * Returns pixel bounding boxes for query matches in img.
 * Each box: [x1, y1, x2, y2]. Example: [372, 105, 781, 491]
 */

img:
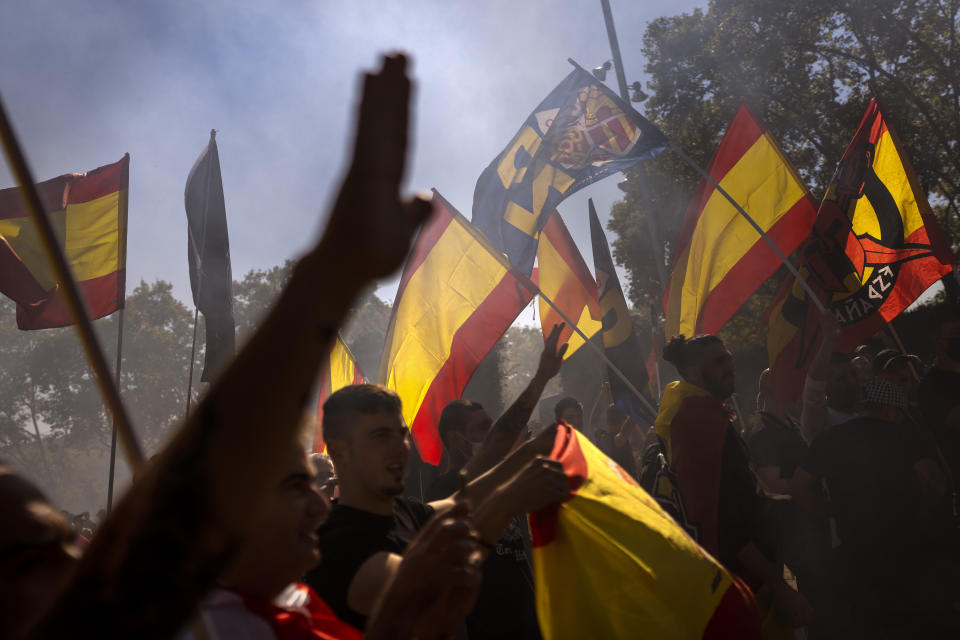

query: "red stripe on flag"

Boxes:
[0, 175, 70, 220]
[671, 105, 765, 261]
[409, 271, 533, 464]
[16, 269, 124, 330]
[67, 156, 129, 204]
[695, 195, 817, 335]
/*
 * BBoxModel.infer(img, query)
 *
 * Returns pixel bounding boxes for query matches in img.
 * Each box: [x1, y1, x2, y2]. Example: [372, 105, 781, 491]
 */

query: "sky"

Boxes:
[0, 0, 710, 321]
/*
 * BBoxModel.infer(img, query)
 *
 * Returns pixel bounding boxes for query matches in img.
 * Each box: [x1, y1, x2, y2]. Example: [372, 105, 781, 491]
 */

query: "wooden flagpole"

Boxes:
[185, 308, 199, 417]
[0, 95, 144, 471]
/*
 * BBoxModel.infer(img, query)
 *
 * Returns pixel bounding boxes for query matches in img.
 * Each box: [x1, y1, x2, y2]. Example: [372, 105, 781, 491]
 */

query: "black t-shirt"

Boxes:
[304, 497, 434, 630]
[799, 416, 925, 566]
[717, 426, 768, 579]
[427, 471, 542, 640]
[747, 412, 806, 479]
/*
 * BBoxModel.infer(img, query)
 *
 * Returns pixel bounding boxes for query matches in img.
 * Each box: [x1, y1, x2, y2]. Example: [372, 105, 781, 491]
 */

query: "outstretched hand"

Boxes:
[323, 53, 433, 283]
[535, 323, 568, 380]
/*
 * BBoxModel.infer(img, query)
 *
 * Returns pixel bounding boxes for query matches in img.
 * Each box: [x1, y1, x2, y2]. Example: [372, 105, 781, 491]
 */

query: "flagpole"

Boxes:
[106, 307, 125, 511]
[0, 96, 145, 471]
[667, 142, 828, 314]
[185, 308, 199, 417]
[515, 273, 659, 419]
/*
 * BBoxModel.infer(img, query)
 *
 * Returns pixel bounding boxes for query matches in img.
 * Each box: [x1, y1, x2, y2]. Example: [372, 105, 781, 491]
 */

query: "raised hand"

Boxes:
[323, 53, 433, 283]
[535, 323, 568, 380]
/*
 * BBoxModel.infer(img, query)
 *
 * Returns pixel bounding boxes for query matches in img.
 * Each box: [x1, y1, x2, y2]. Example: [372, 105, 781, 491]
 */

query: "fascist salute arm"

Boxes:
[460, 322, 567, 480]
[28, 53, 435, 640]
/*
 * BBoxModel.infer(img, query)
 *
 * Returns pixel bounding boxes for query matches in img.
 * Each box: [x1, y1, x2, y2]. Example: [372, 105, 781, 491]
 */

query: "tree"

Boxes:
[611, 0, 960, 316]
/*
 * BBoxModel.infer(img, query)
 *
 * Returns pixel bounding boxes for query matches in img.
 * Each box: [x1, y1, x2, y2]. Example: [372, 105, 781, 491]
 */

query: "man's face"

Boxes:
[699, 342, 736, 400]
[338, 411, 411, 499]
[936, 320, 960, 362]
[240, 449, 330, 583]
[559, 406, 584, 429]
[447, 409, 492, 461]
[0, 471, 80, 639]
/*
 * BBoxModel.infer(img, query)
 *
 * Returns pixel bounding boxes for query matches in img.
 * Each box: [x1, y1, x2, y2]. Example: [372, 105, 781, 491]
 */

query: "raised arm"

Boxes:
[461, 323, 566, 479]
[29, 53, 430, 640]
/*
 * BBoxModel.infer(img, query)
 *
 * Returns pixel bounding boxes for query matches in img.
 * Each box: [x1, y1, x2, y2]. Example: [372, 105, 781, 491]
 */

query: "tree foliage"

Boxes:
[611, 0, 960, 317]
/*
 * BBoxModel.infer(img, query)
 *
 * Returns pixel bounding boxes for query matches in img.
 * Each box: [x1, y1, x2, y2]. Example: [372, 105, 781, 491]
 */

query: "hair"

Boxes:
[322, 384, 402, 441]
[872, 348, 901, 374]
[437, 399, 485, 445]
[662, 334, 722, 376]
[554, 396, 581, 420]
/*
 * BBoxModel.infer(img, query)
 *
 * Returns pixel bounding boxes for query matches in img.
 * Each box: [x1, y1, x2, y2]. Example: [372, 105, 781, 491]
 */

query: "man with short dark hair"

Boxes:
[656, 334, 813, 631]
[554, 396, 583, 430]
[307, 382, 568, 632]
[800, 312, 858, 443]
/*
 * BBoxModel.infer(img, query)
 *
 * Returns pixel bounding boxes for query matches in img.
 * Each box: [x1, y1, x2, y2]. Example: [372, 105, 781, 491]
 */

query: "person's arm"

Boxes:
[29, 54, 430, 640]
[350, 453, 567, 619]
[588, 380, 611, 436]
[800, 310, 840, 444]
[791, 467, 831, 517]
[460, 323, 566, 479]
[365, 503, 482, 640]
[614, 417, 638, 449]
[736, 543, 814, 628]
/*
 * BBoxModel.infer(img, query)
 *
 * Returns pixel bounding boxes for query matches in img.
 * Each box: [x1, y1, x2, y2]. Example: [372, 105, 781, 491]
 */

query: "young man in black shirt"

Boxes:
[307, 382, 569, 631]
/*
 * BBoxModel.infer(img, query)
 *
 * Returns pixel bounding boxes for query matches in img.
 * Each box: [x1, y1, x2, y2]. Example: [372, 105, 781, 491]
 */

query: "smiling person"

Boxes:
[307, 383, 568, 633]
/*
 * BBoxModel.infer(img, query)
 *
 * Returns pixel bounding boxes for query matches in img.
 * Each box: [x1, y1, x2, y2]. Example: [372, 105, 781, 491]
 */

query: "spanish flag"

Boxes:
[314, 335, 365, 454]
[767, 98, 955, 409]
[0, 156, 128, 329]
[664, 105, 817, 338]
[533, 211, 601, 358]
[531, 423, 761, 639]
[379, 192, 533, 464]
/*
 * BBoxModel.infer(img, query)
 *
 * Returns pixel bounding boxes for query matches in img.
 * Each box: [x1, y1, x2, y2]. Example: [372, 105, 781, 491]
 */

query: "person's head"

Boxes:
[309, 452, 337, 499]
[663, 334, 735, 400]
[225, 445, 329, 599]
[323, 384, 409, 511]
[0, 465, 81, 639]
[928, 304, 960, 365]
[554, 397, 583, 429]
[827, 352, 859, 412]
[878, 354, 920, 397]
[856, 379, 908, 423]
[437, 400, 492, 468]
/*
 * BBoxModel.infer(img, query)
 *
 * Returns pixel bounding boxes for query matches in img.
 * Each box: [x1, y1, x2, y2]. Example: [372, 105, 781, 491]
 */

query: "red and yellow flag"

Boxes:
[533, 211, 601, 358]
[664, 105, 816, 338]
[314, 335, 365, 454]
[0, 156, 129, 329]
[530, 424, 761, 639]
[767, 98, 955, 408]
[379, 192, 533, 464]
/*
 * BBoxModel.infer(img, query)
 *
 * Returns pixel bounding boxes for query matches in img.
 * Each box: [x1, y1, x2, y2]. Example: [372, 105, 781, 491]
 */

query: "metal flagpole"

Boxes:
[0, 96, 145, 471]
[185, 308, 199, 417]
[516, 273, 659, 419]
[600, 0, 670, 397]
[106, 307, 125, 511]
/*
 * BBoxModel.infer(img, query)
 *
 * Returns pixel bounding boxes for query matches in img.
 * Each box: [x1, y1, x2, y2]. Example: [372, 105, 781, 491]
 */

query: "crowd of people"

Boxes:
[2, 51, 960, 640]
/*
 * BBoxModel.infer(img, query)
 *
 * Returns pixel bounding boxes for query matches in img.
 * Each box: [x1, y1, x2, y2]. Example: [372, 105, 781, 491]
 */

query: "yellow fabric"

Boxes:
[666, 133, 807, 338]
[328, 335, 359, 390]
[533, 430, 732, 639]
[536, 230, 601, 358]
[380, 218, 508, 430]
[0, 190, 122, 289]
[841, 129, 930, 292]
